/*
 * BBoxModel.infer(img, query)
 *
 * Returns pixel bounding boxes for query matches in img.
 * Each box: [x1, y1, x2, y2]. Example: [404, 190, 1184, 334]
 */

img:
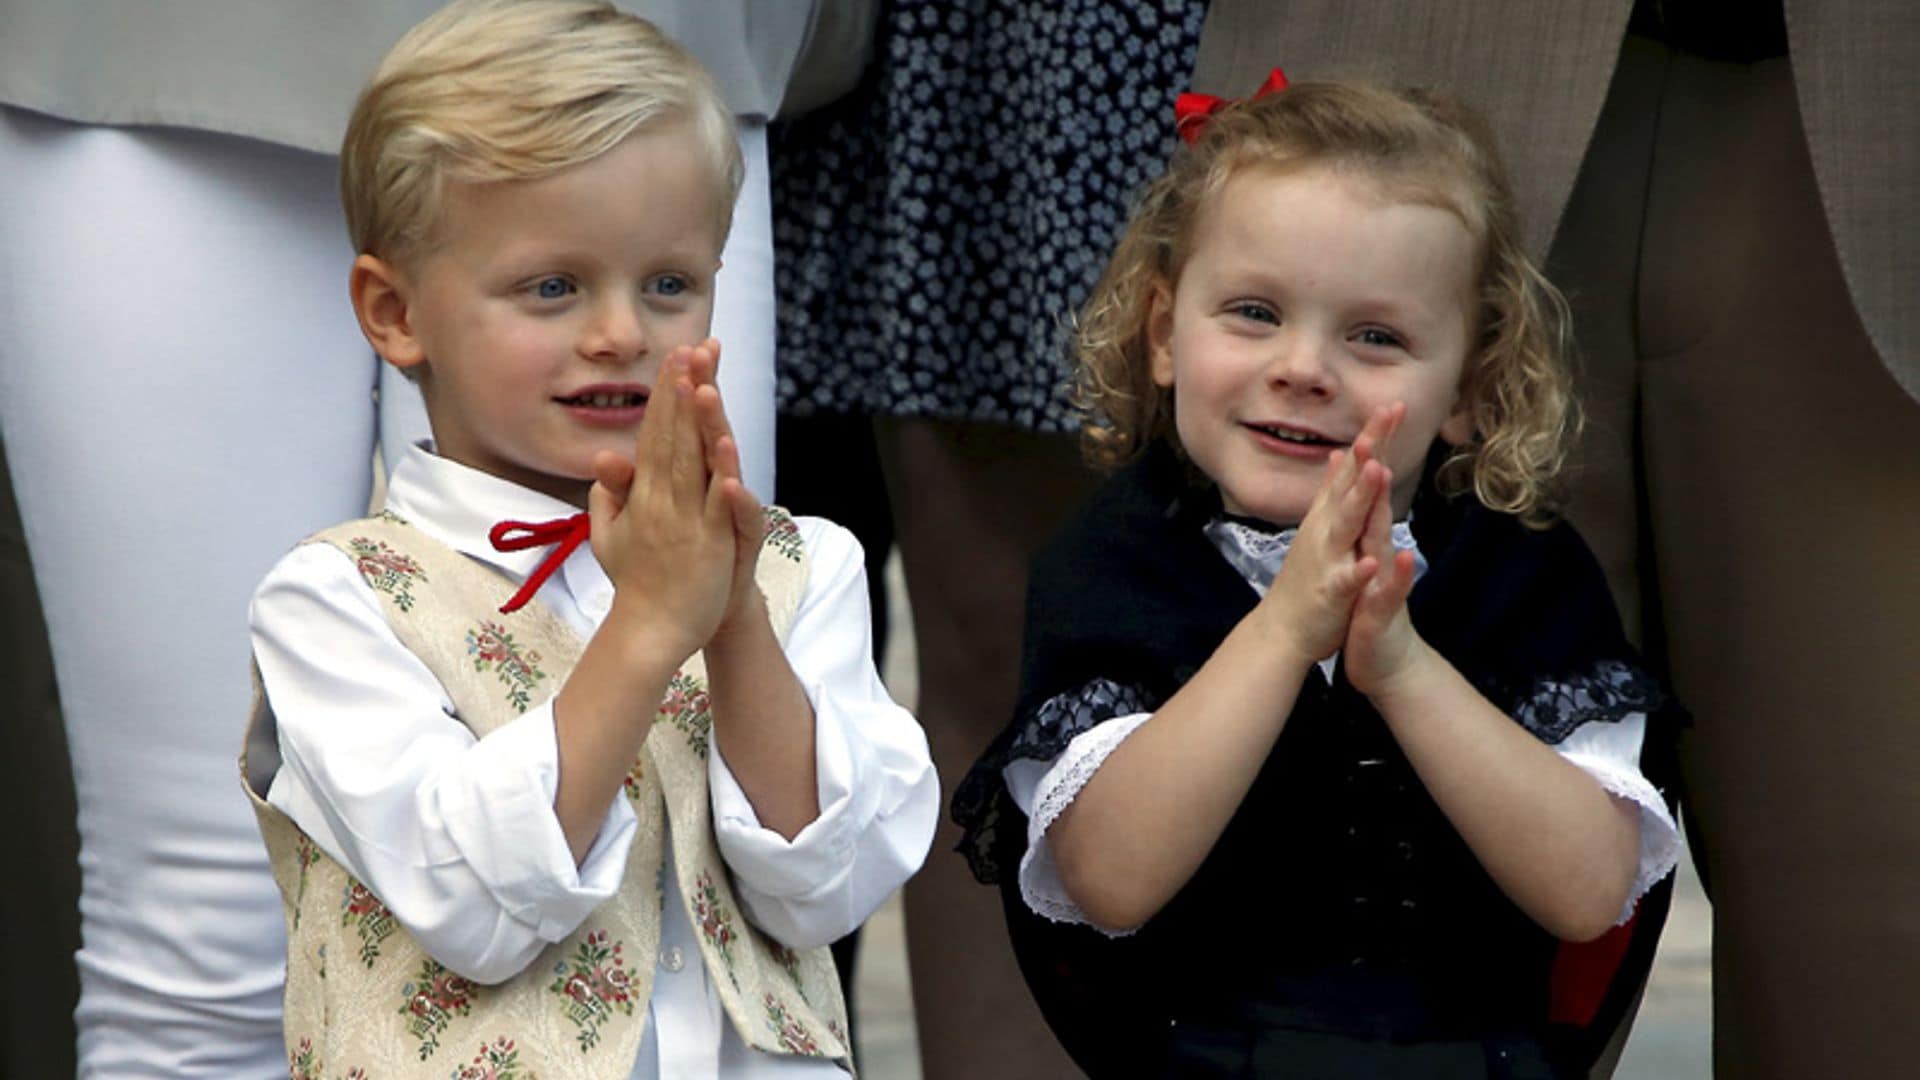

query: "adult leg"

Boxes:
[877, 418, 1096, 1080]
[1634, 54, 1920, 1077]
[0, 108, 378, 1077]
[0, 432, 80, 1078]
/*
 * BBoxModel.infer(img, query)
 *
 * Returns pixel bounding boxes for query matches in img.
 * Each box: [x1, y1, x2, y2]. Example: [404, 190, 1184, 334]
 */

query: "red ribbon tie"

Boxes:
[488, 512, 591, 614]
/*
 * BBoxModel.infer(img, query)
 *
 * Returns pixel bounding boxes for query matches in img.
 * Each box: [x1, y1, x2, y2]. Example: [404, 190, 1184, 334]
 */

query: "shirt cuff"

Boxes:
[708, 679, 868, 902]
[1552, 712, 1681, 925]
[439, 702, 637, 941]
[1011, 712, 1154, 937]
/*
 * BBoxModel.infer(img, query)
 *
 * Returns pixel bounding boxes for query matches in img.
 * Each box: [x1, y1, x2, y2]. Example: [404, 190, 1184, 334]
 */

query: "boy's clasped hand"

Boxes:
[587, 338, 767, 665]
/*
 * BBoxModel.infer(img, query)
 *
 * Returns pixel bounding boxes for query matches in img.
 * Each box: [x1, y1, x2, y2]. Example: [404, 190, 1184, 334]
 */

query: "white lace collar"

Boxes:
[1202, 514, 1428, 598]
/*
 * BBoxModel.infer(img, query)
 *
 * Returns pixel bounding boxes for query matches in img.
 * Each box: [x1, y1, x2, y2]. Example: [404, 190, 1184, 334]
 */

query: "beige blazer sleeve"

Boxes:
[0, 1, 823, 154]
[1787, 0, 1920, 400]
[1189, 0, 1631, 264]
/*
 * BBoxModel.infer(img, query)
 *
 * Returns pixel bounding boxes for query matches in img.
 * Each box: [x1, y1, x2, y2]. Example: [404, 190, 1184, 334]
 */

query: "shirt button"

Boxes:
[659, 945, 684, 972]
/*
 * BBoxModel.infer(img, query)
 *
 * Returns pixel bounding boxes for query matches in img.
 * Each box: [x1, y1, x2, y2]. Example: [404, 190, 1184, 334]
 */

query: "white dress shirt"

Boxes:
[1008, 516, 1680, 935]
[249, 445, 938, 1078]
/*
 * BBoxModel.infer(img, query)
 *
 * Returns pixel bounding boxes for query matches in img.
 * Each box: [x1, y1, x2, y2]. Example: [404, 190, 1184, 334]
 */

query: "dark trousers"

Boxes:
[1554, 38, 1920, 1078]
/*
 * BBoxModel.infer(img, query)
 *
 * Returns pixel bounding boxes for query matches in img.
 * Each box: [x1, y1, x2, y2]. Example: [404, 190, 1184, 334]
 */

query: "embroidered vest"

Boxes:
[240, 508, 850, 1079]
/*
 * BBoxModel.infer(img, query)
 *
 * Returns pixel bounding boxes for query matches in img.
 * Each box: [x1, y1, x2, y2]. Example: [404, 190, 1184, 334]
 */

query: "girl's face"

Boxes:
[1149, 163, 1479, 526]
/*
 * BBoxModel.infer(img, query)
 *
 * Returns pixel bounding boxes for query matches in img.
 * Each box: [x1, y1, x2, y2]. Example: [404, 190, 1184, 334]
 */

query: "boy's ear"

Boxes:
[1147, 276, 1177, 389]
[349, 254, 427, 372]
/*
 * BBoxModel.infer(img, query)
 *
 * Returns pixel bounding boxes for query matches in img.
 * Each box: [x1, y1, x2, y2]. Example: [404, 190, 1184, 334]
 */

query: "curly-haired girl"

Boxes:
[954, 73, 1681, 1077]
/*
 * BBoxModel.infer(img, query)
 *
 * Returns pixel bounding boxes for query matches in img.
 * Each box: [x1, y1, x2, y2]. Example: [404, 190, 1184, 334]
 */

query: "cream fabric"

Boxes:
[0, 1, 824, 153]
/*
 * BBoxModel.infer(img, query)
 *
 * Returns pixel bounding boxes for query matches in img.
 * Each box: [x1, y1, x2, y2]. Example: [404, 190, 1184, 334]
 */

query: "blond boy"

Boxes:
[240, 3, 936, 1076]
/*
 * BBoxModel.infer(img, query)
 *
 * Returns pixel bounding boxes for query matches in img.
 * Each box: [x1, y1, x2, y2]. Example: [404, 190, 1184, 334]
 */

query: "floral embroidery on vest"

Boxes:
[769, 942, 807, 999]
[452, 1037, 531, 1080]
[659, 672, 712, 757]
[292, 835, 322, 926]
[764, 994, 820, 1054]
[400, 959, 477, 1060]
[289, 1037, 321, 1080]
[347, 536, 428, 612]
[693, 870, 739, 981]
[763, 509, 804, 563]
[622, 757, 646, 800]
[465, 621, 546, 714]
[548, 929, 638, 1051]
[342, 880, 399, 967]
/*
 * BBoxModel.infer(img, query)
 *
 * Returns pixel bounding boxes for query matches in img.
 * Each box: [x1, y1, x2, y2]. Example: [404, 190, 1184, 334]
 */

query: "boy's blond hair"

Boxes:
[341, 0, 743, 265]
[1075, 80, 1579, 525]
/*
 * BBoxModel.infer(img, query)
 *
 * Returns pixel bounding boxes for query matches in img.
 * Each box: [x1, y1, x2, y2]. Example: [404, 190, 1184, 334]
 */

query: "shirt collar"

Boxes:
[383, 442, 611, 609]
[1202, 513, 1428, 598]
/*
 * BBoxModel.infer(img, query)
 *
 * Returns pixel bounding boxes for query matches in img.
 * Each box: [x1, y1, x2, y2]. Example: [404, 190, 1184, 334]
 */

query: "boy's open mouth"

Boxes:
[555, 390, 648, 408]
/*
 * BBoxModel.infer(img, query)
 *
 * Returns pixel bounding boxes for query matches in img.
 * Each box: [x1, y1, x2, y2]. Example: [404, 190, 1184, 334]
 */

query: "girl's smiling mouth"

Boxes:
[1241, 420, 1345, 454]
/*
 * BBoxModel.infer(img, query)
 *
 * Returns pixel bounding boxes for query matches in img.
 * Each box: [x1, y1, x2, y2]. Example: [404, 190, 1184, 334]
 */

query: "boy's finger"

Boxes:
[636, 349, 685, 464]
[691, 384, 740, 481]
[592, 450, 636, 508]
[667, 373, 705, 503]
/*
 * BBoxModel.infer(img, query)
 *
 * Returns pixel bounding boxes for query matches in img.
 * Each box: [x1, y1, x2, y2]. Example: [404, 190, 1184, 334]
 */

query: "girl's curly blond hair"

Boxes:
[1074, 79, 1579, 525]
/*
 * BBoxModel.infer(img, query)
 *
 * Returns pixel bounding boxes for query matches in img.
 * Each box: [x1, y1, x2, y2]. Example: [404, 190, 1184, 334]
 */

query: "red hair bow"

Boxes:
[1174, 67, 1289, 144]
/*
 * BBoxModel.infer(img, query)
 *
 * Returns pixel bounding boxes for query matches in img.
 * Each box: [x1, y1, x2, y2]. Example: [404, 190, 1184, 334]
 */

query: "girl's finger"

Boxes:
[1330, 460, 1385, 547]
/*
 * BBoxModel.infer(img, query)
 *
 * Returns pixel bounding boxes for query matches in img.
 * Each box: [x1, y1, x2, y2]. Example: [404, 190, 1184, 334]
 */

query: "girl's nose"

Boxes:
[580, 300, 647, 363]
[1267, 332, 1335, 396]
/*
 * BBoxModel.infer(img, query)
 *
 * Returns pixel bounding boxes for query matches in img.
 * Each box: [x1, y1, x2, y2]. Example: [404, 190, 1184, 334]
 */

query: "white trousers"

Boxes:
[0, 105, 775, 1077]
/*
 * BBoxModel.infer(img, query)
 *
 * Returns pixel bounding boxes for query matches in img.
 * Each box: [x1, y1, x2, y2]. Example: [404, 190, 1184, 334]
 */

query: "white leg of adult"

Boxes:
[376, 121, 773, 498]
[711, 119, 776, 501]
[0, 107, 379, 1078]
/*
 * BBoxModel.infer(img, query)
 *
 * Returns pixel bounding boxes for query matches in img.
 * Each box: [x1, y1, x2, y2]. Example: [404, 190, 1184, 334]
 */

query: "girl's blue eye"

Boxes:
[1233, 303, 1278, 324]
[535, 277, 574, 299]
[1356, 327, 1403, 348]
[653, 275, 687, 297]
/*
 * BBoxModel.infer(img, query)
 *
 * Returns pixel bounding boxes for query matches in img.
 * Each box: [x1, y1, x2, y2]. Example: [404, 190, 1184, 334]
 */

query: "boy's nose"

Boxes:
[580, 301, 647, 363]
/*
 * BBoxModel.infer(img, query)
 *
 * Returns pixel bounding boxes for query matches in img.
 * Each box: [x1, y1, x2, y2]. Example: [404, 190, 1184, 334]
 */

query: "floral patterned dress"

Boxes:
[771, 0, 1210, 429]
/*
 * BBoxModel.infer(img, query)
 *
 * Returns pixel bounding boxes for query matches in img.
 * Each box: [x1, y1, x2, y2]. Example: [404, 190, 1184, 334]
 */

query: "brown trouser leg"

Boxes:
[1557, 41, 1920, 1079]
[876, 417, 1097, 1080]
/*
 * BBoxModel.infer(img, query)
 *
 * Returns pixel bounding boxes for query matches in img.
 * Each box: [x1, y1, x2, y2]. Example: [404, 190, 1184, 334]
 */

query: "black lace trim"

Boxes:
[953, 678, 1154, 884]
[1506, 658, 1667, 744]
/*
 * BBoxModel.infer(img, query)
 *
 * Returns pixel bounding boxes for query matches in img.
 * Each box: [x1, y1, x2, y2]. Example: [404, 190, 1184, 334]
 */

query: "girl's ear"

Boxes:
[1147, 276, 1177, 389]
[349, 254, 427, 373]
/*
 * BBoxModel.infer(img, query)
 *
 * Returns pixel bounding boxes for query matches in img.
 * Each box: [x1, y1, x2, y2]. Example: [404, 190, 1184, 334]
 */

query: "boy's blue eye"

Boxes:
[653, 275, 687, 297]
[535, 277, 574, 299]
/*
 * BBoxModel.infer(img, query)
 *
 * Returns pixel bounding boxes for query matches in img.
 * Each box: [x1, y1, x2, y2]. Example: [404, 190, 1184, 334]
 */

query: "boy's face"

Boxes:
[388, 124, 727, 505]
[1149, 164, 1478, 526]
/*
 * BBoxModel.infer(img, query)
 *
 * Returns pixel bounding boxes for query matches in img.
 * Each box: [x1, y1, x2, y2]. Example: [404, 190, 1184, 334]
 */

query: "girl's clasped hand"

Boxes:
[1261, 400, 1425, 694]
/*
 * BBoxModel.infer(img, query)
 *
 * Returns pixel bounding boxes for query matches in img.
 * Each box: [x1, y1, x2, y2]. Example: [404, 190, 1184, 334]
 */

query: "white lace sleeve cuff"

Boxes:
[1003, 712, 1154, 937]
[1552, 711, 1681, 924]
